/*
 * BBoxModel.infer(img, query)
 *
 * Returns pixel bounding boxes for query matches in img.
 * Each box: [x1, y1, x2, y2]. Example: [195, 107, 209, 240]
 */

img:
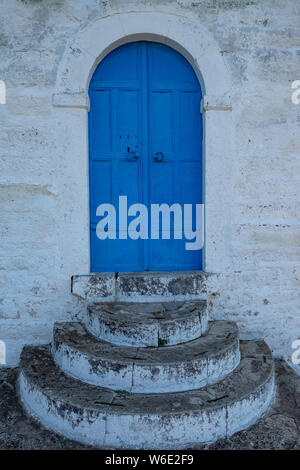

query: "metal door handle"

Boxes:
[154, 152, 165, 162]
[126, 151, 139, 162]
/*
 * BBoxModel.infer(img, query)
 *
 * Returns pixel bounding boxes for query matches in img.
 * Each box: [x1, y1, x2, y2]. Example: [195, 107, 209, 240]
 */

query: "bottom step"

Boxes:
[18, 341, 274, 449]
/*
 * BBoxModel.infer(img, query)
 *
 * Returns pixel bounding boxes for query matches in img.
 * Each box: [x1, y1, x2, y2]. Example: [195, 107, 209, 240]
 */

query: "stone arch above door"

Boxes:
[53, 10, 231, 104]
[52, 9, 233, 275]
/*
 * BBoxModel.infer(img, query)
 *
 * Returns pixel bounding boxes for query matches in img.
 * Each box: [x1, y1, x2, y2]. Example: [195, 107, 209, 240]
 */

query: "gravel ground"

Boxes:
[0, 359, 299, 450]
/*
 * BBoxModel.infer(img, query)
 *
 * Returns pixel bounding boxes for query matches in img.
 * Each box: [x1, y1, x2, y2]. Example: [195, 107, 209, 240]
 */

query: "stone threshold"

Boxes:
[71, 271, 212, 302]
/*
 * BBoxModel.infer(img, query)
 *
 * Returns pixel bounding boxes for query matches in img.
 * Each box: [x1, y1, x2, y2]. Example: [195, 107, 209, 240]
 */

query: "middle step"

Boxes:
[52, 321, 240, 393]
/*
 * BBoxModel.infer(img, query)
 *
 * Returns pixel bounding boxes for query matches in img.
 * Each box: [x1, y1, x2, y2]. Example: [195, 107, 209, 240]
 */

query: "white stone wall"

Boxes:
[0, 0, 299, 372]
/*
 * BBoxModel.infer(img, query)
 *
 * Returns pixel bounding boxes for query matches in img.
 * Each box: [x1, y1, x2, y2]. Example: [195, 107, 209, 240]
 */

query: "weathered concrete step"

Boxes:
[85, 300, 208, 347]
[72, 271, 210, 302]
[19, 341, 275, 449]
[52, 321, 240, 393]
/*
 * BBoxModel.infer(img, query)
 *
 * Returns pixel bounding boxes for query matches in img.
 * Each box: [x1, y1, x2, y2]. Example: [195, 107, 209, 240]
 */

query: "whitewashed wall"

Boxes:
[0, 0, 299, 372]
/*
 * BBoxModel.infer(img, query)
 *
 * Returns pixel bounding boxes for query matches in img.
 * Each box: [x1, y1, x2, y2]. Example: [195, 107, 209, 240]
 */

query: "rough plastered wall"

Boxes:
[0, 0, 299, 371]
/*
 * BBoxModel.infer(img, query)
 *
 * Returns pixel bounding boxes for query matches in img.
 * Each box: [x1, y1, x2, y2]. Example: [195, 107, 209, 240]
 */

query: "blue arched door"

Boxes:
[89, 41, 203, 272]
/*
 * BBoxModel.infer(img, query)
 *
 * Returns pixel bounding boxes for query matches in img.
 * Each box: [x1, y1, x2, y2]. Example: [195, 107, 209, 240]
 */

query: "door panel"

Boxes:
[89, 41, 202, 272]
[147, 43, 202, 271]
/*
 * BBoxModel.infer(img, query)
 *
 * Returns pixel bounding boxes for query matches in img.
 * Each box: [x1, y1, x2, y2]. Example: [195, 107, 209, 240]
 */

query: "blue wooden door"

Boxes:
[89, 42, 202, 272]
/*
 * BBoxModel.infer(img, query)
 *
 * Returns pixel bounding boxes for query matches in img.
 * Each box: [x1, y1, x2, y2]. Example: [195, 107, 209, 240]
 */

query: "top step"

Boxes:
[85, 300, 208, 347]
[72, 271, 210, 302]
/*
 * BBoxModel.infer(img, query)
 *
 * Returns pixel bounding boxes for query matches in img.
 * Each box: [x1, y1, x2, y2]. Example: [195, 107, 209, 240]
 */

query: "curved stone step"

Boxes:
[85, 300, 208, 347]
[19, 341, 275, 449]
[52, 321, 240, 393]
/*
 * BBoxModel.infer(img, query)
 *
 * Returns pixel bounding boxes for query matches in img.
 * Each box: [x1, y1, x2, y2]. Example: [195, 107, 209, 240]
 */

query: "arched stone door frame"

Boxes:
[52, 8, 233, 275]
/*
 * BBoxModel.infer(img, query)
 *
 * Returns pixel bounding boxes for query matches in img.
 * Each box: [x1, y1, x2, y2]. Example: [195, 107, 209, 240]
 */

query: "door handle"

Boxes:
[126, 151, 139, 162]
[153, 152, 165, 162]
